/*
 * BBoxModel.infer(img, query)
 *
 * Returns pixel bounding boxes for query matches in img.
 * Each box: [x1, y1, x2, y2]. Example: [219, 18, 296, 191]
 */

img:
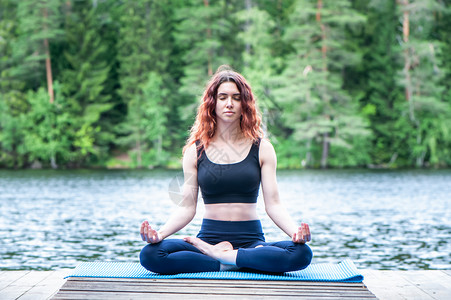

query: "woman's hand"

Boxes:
[292, 223, 311, 244]
[140, 220, 163, 244]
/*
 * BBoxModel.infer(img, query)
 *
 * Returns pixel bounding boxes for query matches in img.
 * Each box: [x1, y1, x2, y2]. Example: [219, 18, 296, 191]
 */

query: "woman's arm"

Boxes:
[260, 139, 311, 243]
[141, 143, 199, 243]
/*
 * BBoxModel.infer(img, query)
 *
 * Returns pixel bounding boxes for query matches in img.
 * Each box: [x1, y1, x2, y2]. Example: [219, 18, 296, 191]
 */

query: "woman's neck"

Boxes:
[214, 121, 246, 144]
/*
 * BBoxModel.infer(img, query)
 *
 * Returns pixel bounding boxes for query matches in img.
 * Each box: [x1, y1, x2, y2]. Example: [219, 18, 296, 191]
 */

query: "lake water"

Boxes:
[0, 169, 450, 271]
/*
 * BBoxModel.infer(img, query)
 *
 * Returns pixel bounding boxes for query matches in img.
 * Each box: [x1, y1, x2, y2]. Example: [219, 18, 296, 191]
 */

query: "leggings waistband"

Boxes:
[197, 219, 265, 248]
[199, 218, 263, 233]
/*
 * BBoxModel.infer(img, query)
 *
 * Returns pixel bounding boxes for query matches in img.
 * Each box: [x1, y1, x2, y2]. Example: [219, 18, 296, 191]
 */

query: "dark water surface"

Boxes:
[0, 169, 450, 271]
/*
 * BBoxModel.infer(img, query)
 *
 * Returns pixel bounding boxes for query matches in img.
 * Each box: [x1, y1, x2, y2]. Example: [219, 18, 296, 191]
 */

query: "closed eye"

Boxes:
[217, 93, 241, 100]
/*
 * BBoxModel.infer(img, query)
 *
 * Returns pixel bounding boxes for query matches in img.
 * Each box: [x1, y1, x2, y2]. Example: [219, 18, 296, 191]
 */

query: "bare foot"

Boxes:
[184, 237, 237, 266]
[220, 263, 239, 271]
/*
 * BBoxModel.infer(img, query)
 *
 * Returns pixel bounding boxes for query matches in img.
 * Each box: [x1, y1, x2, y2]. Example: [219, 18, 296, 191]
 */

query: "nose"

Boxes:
[226, 97, 233, 107]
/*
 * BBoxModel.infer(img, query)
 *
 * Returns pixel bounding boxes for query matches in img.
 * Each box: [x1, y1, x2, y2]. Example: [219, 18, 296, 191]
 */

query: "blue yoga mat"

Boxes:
[65, 259, 363, 282]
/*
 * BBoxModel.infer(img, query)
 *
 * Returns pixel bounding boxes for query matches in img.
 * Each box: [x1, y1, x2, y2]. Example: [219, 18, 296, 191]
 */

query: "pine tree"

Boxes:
[396, 0, 450, 167]
[236, 1, 278, 137]
[12, 0, 64, 102]
[174, 0, 244, 120]
[20, 84, 74, 168]
[0, 1, 22, 167]
[356, 0, 404, 166]
[274, 0, 370, 168]
[433, 0, 451, 166]
[116, 0, 172, 167]
[60, 0, 115, 164]
[116, 73, 168, 167]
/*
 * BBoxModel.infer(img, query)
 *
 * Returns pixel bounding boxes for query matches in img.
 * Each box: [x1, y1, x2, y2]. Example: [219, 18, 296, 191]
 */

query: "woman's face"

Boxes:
[215, 81, 242, 124]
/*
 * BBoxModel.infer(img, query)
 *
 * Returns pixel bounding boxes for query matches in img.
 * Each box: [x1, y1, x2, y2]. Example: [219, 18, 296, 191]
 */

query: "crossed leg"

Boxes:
[183, 237, 239, 271]
[140, 237, 312, 274]
[184, 237, 313, 273]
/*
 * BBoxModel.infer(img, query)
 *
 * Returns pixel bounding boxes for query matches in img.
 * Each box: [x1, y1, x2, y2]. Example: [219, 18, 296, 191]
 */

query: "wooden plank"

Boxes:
[17, 270, 69, 300]
[60, 281, 375, 297]
[398, 271, 451, 300]
[53, 290, 369, 300]
[59, 285, 371, 297]
[66, 277, 369, 289]
[54, 278, 376, 299]
[62, 283, 368, 293]
[0, 271, 53, 300]
[441, 270, 451, 277]
[362, 269, 434, 300]
[0, 271, 30, 291]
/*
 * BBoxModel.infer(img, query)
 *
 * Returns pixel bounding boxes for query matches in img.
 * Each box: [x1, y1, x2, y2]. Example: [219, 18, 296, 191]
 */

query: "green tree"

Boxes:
[21, 84, 73, 168]
[0, 0, 21, 93]
[236, 3, 279, 137]
[352, 0, 404, 167]
[0, 0, 30, 168]
[116, 0, 173, 167]
[0, 95, 26, 168]
[396, 0, 450, 167]
[12, 0, 64, 101]
[60, 0, 116, 164]
[174, 0, 244, 120]
[274, 0, 370, 168]
[433, 0, 451, 166]
[116, 73, 168, 168]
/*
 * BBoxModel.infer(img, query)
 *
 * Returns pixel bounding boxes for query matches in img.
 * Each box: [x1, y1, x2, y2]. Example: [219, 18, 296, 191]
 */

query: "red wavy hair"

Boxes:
[183, 65, 264, 155]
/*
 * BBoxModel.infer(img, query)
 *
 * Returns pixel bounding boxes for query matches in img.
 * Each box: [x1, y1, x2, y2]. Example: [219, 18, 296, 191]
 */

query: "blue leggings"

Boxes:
[140, 219, 312, 275]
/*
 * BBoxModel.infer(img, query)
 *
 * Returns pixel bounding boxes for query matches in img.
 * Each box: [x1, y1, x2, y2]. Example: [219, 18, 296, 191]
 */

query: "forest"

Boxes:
[0, 0, 450, 169]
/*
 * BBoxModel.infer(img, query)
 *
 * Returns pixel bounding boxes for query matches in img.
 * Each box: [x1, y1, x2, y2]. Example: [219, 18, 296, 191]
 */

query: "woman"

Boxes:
[139, 66, 312, 274]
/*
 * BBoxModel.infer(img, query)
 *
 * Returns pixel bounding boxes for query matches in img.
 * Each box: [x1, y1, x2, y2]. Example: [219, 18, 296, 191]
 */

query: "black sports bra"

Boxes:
[196, 139, 261, 204]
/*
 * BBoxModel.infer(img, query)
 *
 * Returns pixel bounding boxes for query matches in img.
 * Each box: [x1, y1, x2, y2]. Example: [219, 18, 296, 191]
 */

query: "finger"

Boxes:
[143, 223, 148, 238]
[146, 224, 152, 243]
[150, 228, 157, 242]
[148, 225, 156, 243]
[140, 222, 145, 240]
[301, 223, 307, 236]
[298, 226, 305, 244]
[305, 223, 311, 242]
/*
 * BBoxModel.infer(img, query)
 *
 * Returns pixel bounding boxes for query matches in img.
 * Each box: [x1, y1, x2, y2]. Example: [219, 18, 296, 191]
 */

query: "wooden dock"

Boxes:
[1, 269, 450, 299]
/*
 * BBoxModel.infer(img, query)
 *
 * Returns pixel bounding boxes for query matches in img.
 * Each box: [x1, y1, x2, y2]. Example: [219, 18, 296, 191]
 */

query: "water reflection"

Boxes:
[0, 169, 450, 270]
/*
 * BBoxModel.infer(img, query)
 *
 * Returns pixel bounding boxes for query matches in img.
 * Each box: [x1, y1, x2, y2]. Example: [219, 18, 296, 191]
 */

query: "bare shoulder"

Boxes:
[259, 138, 277, 166]
[183, 142, 198, 170]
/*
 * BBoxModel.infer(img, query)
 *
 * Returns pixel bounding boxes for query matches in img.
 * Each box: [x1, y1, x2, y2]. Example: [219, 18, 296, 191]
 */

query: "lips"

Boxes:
[224, 111, 235, 114]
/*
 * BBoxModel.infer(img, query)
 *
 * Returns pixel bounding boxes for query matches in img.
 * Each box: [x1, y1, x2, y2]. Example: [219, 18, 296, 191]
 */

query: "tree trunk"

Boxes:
[317, 0, 329, 169]
[50, 151, 57, 169]
[400, 0, 424, 167]
[305, 138, 312, 167]
[43, 8, 54, 103]
[304, 66, 312, 168]
[400, 0, 415, 122]
[321, 132, 329, 169]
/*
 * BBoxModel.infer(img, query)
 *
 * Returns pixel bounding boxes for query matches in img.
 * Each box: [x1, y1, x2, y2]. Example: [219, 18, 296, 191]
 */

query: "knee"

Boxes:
[291, 243, 313, 271]
[139, 243, 165, 272]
